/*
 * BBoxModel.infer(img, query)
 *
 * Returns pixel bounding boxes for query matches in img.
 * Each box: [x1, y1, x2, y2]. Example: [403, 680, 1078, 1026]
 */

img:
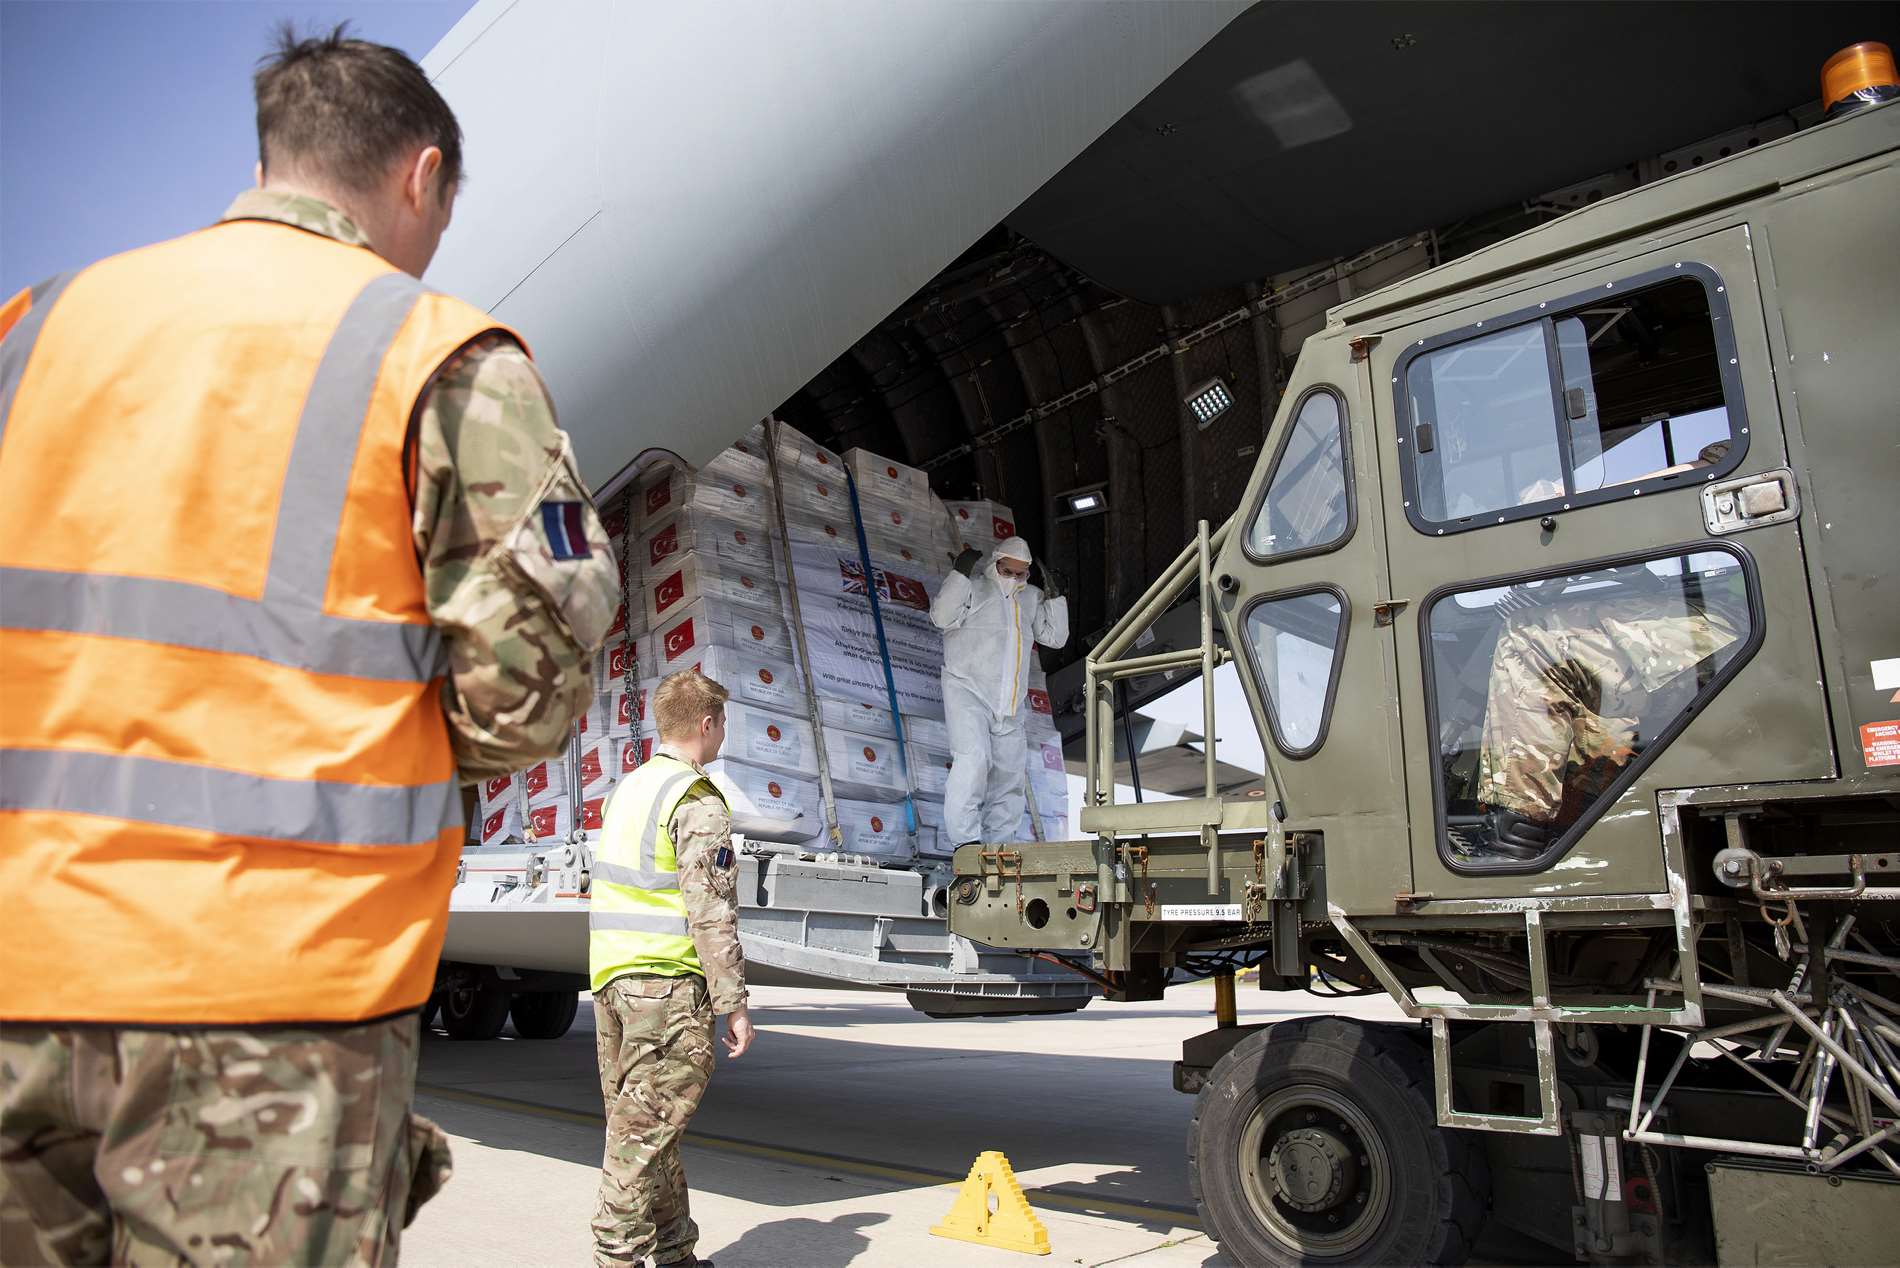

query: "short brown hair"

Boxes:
[254, 23, 463, 198]
[653, 669, 729, 740]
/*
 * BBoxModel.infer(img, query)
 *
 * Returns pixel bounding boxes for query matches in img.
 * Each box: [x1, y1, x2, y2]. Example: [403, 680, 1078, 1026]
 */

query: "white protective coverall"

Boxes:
[929, 537, 1070, 845]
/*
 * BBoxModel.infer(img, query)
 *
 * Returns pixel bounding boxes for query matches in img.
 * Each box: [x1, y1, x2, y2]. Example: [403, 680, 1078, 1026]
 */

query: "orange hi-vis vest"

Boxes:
[0, 217, 518, 1025]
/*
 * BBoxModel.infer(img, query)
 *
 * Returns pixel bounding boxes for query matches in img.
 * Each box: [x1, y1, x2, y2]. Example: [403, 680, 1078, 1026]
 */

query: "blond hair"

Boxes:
[653, 668, 728, 740]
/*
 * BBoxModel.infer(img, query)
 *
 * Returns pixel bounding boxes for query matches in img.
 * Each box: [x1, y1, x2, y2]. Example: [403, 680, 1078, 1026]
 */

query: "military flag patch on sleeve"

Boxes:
[539, 501, 592, 560]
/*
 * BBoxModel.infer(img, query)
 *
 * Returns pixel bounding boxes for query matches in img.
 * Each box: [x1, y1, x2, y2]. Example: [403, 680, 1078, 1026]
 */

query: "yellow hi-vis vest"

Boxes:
[589, 753, 728, 991]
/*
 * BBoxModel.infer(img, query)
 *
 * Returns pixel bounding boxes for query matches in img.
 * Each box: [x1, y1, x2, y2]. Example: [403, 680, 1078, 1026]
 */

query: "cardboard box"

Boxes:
[643, 550, 780, 631]
[665, 647, 803, 715]
[636, 466, 775, 531]
[706, 757, 822, 833]
[774, 426, 844, 473]
[696, 446, 768, 488]
[844, 447, 930, 503]
[581, 686, 644, 740]
[524, 797, 588, 843]
[521, 758, 568, 805]
[473, 801, 519, 846]
[835, 798, 915, 863]
[639, 507, 775, 574]
[946, 499, 1017, 548]
[477, 772, 516, 813]
[576, 739, 620, 799]
[906, 742, 956, 797]
[721, 702, 818, 778]
[901, 713, 950, 750]
[595, 636, 646, 693]
[646, 597, 797, 680]
[823, 727, 906, 800]
[617, 736, 655, 776]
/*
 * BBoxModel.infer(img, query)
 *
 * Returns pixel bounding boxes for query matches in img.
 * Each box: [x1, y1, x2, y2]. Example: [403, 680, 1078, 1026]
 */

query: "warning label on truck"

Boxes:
[1160, 904, 1245, 922]
[1862, 720, 1900, 768]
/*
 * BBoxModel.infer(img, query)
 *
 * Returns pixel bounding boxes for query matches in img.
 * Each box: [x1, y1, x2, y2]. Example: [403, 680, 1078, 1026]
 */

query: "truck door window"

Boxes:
[1242, 588, 1347, 757]
[1425, 547, 1758, 871]
[1244, 387, 1351, 561]
[1399, 268, 1745, 532]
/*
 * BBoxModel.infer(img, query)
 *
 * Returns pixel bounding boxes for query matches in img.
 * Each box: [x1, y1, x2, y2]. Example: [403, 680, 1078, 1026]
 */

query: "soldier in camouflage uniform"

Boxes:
[1, 26, 617, 1264]
[590, 670, 754, 1268]
[1476, 586, 1741, 859]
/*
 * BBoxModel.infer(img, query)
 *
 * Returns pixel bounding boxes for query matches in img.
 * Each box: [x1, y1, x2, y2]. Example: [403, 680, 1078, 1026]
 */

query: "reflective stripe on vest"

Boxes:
[589, 756, 726, 989]
[0, 271, 440, 684]
[0, 271, 453, 845]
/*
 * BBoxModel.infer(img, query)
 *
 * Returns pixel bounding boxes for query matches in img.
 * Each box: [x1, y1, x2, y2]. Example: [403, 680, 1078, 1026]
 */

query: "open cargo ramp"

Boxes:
[443, 849, 1093, 1017]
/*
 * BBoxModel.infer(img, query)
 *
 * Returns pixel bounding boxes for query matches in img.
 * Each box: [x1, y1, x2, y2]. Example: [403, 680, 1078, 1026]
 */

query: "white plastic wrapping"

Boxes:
[646, 597, 797, 679]
[822, 727, 907, 801]
[721, 701, 819, 778]
[638, 506, 776, 574]
[643, 549, 781, 630]
[706, 757, 822, 832]
[835, 798, 916, 862]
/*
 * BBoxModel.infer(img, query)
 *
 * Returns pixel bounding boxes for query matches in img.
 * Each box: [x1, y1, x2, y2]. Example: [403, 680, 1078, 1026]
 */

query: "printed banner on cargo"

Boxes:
[786, 544, 947, 718]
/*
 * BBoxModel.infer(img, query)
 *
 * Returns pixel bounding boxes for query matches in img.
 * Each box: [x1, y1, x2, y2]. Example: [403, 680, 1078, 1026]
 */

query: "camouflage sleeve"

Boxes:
[411, 334, 622, 782]
[671, 790, 748, 1014]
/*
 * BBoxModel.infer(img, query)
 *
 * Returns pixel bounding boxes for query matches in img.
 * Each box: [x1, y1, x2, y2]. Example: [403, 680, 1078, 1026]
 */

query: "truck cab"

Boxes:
[952, 97, 1900, 1266]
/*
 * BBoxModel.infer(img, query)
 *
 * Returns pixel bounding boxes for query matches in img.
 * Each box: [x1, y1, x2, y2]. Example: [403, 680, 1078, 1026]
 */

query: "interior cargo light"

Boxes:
[1185, 377, 1234, 429]
[1055, 483, 1109, 521]
[1822, 41, 1898, 117]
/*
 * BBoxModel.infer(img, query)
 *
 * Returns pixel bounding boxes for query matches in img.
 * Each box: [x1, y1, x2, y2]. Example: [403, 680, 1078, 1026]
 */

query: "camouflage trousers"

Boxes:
[592, 974, 714, 1268]
[1477, 605, 1729, 822]
[0, 1015, 451, 1266]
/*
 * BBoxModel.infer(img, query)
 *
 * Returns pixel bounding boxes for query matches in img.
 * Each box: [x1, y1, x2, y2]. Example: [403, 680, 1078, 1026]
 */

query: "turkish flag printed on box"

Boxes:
[619, 737, 654, 773]
[606, 641, 637, 680]
[477, 804, 518, 846]
[664, 617, 698, 662]
[1027, 688, 1053, 717]
[652, 568, 687, 620]
[480, 773, 513, 809]
[605, 600, 629, 642]
[526, 802, 570, 842]
[522, 760, 557, 800]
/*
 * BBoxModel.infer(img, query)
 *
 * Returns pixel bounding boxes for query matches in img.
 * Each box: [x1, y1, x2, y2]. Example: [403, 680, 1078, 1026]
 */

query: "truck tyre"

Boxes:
[1188, 1017, 1488, 1266]
[510, 989, 580, 1040]
[440, 982, 511, 1040]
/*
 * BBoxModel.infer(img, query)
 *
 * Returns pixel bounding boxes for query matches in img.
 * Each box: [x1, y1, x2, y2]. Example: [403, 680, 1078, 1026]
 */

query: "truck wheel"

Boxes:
[510, 990, 580, 1039]
[440, 982, 511, 1040]
[1188, 1017, 1488, 1266]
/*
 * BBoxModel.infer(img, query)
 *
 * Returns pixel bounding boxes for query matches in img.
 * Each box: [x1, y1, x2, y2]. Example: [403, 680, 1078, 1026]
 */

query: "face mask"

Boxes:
[1000, 573, 1027, 594]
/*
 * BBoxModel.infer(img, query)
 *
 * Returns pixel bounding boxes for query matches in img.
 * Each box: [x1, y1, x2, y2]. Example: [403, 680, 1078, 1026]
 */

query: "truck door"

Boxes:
[1372, 225, 1832, 899]
[1213, 343, 1414, 909]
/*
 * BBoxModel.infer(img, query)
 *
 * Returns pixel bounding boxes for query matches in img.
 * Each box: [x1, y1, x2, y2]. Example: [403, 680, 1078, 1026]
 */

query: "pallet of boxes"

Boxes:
[467, 419, 1071, 886]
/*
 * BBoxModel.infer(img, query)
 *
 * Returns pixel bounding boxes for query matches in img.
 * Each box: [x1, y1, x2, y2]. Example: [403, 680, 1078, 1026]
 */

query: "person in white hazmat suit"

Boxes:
[929, 536, 1070, 846]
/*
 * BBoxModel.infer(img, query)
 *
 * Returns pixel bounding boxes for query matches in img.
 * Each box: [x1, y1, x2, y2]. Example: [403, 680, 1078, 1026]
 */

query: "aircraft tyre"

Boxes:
[510, 989, 580, 1039]
[440, 981, 511, 1040]
[1188, 1017, 1488, 1265]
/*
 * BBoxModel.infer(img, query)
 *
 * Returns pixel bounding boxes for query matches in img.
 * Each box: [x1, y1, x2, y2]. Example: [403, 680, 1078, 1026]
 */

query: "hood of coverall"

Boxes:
[988, 536, 1033, 595]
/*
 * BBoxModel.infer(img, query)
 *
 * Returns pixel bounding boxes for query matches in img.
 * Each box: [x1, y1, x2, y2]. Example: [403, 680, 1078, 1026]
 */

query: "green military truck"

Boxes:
[951, 92, 1900, 1265]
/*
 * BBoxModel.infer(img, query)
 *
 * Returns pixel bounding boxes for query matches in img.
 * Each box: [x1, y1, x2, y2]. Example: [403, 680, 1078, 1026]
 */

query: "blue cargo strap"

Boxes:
[843, 467, 918, 836]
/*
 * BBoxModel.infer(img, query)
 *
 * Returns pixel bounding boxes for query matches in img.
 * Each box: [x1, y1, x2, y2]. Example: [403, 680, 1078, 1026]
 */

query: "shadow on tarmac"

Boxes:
[419, 1003, 1208, 1239]
[709, 1211, 888, 1267]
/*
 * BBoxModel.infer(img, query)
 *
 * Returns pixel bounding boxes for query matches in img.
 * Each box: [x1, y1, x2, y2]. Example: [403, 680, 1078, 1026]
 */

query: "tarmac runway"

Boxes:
[403, 981, 1553, 1267]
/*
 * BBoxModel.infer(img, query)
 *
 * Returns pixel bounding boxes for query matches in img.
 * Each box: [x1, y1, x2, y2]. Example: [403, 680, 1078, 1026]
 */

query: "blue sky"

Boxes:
[1, 1, 473, 297]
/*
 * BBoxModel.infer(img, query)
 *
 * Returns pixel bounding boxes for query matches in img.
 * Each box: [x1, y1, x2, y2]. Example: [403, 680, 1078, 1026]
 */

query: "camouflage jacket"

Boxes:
[221, 190, 621, 780]
[659, 744, 749, 1015]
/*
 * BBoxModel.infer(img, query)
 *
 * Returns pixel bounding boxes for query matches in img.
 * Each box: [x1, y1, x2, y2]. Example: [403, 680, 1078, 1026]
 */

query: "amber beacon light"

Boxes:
[1822, 41, 1899, 117]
